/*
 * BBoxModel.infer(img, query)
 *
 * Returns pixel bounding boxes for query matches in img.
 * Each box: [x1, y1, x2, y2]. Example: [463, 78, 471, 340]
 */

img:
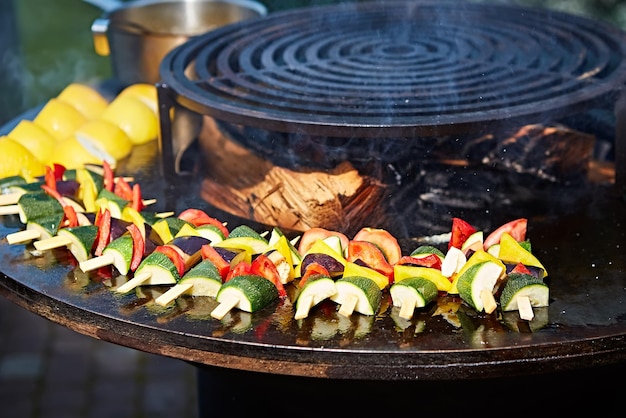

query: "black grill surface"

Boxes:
[160, 0, 626, 138]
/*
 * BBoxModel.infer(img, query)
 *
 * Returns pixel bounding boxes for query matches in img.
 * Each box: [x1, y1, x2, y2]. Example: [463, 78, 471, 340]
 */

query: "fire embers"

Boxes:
[462, 124, 596, 183]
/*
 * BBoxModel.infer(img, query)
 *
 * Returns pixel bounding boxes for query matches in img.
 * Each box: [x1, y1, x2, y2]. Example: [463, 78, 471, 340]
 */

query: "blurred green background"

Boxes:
[2, 0, 626, 126]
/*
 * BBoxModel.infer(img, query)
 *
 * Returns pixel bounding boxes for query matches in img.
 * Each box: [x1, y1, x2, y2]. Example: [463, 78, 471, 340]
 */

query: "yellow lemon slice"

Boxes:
[34, 98, 88, 141]
[0, 136, 45, 180]
[47, 135, 102, 169]
[7, 120, 57, 163]
[74, 119, 133, 164]
[101, 95, 158, 145]
[57, 83, 109, 120]
[117, 83, 158, 113]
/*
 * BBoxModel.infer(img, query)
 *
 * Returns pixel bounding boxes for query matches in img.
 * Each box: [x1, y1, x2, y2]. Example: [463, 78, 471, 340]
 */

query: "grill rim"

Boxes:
[159, 0, 626, 138]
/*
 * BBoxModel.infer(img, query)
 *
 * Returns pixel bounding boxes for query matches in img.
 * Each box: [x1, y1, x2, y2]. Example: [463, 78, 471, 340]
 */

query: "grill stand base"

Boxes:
[195, 363, 623, 416]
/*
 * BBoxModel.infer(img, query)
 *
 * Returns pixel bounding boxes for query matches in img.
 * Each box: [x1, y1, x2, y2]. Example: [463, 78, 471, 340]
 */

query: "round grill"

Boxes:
[160, 0, 626, 137]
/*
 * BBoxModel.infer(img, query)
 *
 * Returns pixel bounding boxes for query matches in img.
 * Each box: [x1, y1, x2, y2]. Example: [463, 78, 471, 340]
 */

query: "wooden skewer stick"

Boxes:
[481, 289, 497, 314]
[33, 235, 72, 251]
[0, 205, 19, 216]
[399, 297, 417, 320]
[115, 272, 152, 294]
[6, 229, 42, 244]
[155, 283, 194, 307]
[114, 176, 135, 183]
[79, 253, 116, 272]
[0, 193, 21, 206]
[156, 211, 175, 218]
[516, 296, 534, 321]
[338, 294, 358, 317]
[294, 295, 315, 320]
[211, 295, 240, 320]
[142, 198, 157, 206]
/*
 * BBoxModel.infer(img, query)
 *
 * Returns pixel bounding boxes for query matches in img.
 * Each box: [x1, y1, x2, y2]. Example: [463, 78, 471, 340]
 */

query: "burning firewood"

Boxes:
[198, 117, 387, 236]
[463, 124, 596, 182]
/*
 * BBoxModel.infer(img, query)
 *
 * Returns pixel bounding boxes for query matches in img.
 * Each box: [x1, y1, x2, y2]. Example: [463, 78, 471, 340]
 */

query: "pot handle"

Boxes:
[91, 18, 111, 56]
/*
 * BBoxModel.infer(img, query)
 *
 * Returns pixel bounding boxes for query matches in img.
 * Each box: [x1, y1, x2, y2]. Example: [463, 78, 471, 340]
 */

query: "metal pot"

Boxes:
[87, 0, 267, 85]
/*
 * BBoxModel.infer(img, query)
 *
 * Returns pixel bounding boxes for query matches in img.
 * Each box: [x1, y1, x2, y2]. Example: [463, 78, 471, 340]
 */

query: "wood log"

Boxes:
[198, 117, 387, 236]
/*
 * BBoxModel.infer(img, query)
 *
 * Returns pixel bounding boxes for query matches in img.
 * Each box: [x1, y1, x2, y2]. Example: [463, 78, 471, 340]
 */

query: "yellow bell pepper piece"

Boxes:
[498, 232, 548, 277]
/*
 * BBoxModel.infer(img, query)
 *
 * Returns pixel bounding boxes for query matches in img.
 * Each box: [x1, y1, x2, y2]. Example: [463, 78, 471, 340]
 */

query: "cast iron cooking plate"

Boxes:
[0, 141, 625, 381]
[159, 0, 626, 138]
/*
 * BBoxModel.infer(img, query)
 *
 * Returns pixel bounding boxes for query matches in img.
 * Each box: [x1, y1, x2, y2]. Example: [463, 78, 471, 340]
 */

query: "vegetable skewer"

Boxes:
[33, 225, 99, 263]
[155, 259, 224, 306]
[0, 159, 553, 327]
[79, 222, 159, 275]
[499, 272, 549, 321]
[389, 277, 438, 320]
[331, 275, 382, 317]
[210, 274, 279, 320]
[115, 235, 210, 293]
[294, 266, 336, 320]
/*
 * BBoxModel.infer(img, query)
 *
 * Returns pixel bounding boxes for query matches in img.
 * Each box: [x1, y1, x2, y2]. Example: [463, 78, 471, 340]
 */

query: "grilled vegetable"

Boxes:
[352, 227, 402, 265]
[213, 224, 269, 254]
[330, 275, 382, 316]
[500, 272, 549, 320]
[342, 261, 388, 290]
[211, 274, 279, 319]
[498, 232, 547, 278]
[393, 264, 451, 292]
[155, 259, 224, 306]
[115, 251, 181, 293]
[297, 238, 346, 277]
[80, 234, 135, 275]
[33, 225, 98, 263]
[390, 277, 438, 319]
[456, 258, 505, 313]
[294, 274, 337, 320]
[6, 212, 65, 244]
[6, 192, 64, 223]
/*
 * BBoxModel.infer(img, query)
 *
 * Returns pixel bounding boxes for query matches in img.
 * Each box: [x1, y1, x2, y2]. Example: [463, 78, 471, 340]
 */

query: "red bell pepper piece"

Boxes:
[126, 223, 145, 272]
[352, 227, 402, 265]
[40, 183, 64, 205]
[251, 254, 287, 298]
[155, 245, 186, 277]
[510, 262, 532, 275]
[131, 183, 144, 212]
[200, 244, 230, 280]
[347, 240, 394, 280]
[103, 160, 115, 192]
[299, 262, 331, 288]
[177, 208, 229, 238]
[396, 254, 442, 270]
[94, 208, 112, 256]
[62, 205, 79, 228]
[46, 163, 65, 181]
[225, 260, 253, 282]
[114, 177, 134, 201]
[44, 166, 57, 192]
[448, 217, 477, 250]
[483, 218, 528, 250]
[40, 183, 78, 228]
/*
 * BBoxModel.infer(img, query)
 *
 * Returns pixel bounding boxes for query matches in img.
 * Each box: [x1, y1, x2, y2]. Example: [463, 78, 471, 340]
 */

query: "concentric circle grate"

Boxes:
[160, 0, 626, 137]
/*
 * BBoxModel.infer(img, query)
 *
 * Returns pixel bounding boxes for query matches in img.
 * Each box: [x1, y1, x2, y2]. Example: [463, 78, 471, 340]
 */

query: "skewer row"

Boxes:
[1, 162, 550, 323]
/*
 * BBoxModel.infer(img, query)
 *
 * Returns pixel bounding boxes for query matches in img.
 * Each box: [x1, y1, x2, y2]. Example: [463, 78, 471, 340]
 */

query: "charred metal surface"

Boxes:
[0, 145, 625, 381]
